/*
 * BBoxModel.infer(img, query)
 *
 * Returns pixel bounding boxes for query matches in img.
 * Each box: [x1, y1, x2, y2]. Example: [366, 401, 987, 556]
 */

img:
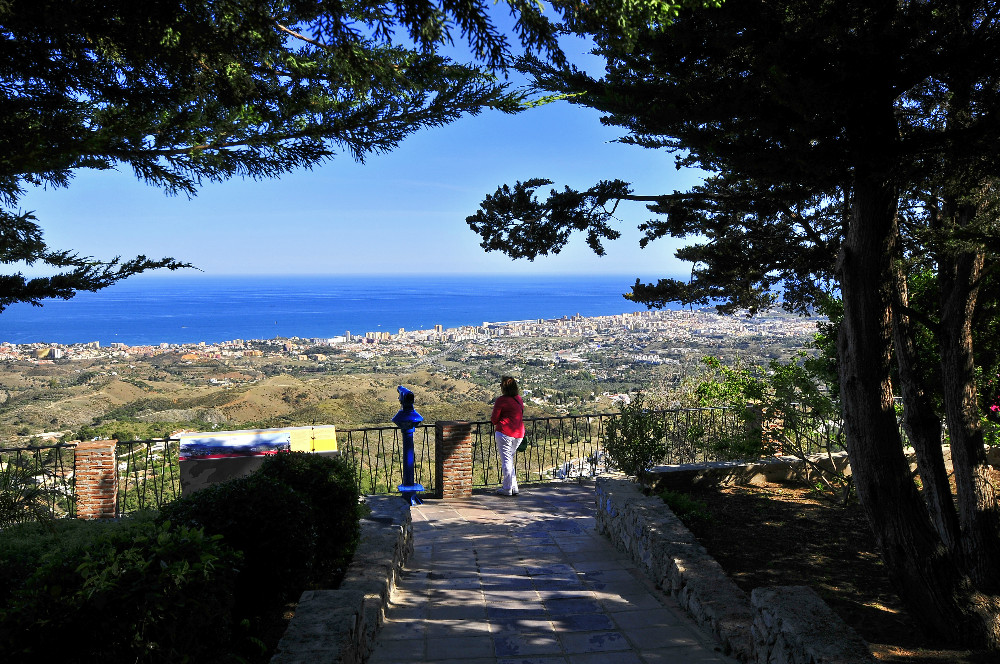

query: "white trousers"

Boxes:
[495, 431, 520, 494]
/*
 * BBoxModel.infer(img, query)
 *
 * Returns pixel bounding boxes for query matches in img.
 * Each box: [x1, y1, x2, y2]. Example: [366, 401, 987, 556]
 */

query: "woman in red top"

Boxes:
[490, 375, 525, 496]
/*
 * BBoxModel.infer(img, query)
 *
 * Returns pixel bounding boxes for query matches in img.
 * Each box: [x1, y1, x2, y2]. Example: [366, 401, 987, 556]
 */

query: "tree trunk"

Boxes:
[937, 239, 1000, 591]
[839, 175, 1000, 648]
[891, 261, 960, 551]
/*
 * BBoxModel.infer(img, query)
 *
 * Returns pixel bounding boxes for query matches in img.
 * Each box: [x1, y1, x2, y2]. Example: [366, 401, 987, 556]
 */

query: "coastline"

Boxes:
[1, 308, 820, 364]
[1, 273, 682, 347]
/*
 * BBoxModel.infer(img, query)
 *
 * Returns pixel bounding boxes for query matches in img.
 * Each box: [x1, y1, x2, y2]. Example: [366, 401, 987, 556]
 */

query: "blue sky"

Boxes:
[17, 30, 705, 279]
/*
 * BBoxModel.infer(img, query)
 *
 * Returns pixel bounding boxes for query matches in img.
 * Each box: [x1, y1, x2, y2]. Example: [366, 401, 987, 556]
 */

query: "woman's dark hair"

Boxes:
[501, 376, 519, 397]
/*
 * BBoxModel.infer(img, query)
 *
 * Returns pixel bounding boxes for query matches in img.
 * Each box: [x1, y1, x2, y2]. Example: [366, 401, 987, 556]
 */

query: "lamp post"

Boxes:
[392, 385, 424, 505]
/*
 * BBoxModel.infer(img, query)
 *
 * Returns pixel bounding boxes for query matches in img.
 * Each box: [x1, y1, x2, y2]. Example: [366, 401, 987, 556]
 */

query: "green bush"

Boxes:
[257, 451, 360, 574]
[158, 472, 318, 618]
[1, 453, 364, 664]
[0, 516, 239, 664]
[603, 394, 667, 484]
[0, 517, 124, 605]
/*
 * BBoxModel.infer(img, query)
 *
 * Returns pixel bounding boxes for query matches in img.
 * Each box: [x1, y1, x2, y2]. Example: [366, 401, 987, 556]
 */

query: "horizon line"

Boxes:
[125, 271, 676, 279]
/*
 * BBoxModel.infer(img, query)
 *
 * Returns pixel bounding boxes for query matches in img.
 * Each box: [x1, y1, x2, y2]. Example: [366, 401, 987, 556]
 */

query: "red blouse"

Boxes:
[491, 394, 525, 438]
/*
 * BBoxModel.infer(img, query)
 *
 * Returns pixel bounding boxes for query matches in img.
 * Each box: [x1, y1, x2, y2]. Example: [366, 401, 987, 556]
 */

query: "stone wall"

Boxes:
[595, 478, 874, 664]
[751, 586, 874, 664]
[651, 451, 852, 491]
[271, 495, 412, 664]
[653, 446, 998, 492]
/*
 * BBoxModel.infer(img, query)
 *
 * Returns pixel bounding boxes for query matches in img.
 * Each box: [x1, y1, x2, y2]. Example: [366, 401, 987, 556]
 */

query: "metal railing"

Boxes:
[338, 407, 758, 495]
[480, 414, 612, 488]
[768, 403, 846, 458]
[116, 438, 182, 516]
[337, 425, 439, 496]
[0, 443, 77, 519]
[0, 439, 184, 520]
[0, 404, 854, 516]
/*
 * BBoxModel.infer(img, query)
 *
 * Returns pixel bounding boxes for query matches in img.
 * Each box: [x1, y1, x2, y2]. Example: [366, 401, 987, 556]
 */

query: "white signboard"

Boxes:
[178, 429, 291, 461]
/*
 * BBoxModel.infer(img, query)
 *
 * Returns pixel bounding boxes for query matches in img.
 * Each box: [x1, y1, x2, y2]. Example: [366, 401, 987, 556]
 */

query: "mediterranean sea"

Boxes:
[1, 274, 683, 346]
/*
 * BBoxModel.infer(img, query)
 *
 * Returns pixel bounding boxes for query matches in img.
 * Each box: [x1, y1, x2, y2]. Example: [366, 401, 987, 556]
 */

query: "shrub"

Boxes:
[0, 517, 125, 605]
[658, 489, 714, 523]
[603, 393, 667, 484]
[2, 454, 364, 664]
[0, 516, 239, 664]
[257, 451, 360, 574]
[158, 472, 317, 618]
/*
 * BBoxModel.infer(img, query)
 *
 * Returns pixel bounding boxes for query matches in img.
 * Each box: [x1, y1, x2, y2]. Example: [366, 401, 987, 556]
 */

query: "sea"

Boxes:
[1, 274, 683, 347]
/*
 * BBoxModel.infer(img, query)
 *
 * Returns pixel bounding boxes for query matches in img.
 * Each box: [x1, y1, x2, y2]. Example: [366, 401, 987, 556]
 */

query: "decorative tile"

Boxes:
[549, 613, 615, 632]
[493, 633, 563, 657]
[558, 630, 630, 654]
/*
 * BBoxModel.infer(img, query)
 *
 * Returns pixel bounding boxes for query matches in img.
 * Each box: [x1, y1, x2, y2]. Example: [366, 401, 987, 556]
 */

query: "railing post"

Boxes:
[74, 439, 118, 520]
[435, 421, 473, 499]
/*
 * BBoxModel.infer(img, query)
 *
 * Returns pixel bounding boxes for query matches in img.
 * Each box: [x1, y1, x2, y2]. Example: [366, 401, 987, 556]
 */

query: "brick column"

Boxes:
[75, 440, 118, 519]
[435, 422, 473, 499]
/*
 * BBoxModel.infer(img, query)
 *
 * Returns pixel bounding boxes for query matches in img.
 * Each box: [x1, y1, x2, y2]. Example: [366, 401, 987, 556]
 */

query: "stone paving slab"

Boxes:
[368, 482, 738, 664]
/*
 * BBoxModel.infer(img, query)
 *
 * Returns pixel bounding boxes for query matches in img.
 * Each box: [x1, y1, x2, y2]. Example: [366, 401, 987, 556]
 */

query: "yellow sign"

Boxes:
[288, 425, 338, 452]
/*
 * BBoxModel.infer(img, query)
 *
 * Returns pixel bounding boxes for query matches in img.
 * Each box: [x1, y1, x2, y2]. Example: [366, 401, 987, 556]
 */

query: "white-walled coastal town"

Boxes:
[1, 308, 820, 364]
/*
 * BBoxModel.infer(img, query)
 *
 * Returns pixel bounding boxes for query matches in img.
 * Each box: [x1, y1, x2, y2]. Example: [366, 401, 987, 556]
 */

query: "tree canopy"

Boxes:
[468, 0, 1000, 649]
[0, 0, 565, 310]
[471, 0, 1000, 313]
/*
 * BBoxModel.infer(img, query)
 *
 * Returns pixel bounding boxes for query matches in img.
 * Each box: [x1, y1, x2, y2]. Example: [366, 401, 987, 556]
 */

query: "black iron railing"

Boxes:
[0, 404, 857, 515]
[337, 425, 439, 496]
[116, 438, 182, 516]
[769, 403, 846, 459]
[337, 407, 759, 495]
[0, 443, 77, 519]
[481, 415, 612, 488]
[0, 439, 184, 520]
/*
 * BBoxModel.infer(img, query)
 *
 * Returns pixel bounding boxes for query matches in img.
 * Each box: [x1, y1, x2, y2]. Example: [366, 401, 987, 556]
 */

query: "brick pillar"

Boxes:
[75, 440, 118, 519]
[435, 422, 473, 499]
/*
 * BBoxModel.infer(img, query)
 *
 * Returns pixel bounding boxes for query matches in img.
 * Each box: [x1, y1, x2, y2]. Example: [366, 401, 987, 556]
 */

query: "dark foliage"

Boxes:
[0, 0, 565, 309]
[1, 449, 364, 662]
[0, 516, 239, 664]
[467, 0, 1000, 648]
[157, 472, 317, 619]
[257, 451, 361, 574]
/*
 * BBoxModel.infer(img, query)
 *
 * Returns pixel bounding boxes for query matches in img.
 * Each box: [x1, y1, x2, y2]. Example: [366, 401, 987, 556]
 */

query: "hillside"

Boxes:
[0, 311, 820, 446]
[0, 360, 499, 444]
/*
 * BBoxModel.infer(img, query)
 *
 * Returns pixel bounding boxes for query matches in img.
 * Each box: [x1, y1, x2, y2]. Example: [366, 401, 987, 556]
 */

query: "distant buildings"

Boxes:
[0, 308, 820, 365]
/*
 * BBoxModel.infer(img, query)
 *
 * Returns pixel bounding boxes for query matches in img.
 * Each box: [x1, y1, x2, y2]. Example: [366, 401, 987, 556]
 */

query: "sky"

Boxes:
[17, 24, 705, 280]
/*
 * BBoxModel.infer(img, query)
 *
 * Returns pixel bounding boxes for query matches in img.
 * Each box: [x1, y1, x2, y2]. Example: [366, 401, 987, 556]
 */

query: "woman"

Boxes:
[490, 375, 524, 496]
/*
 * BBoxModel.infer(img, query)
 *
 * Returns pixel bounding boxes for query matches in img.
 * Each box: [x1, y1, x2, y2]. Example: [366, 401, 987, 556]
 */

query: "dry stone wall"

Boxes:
[271, 495, 412, 664]
[595, 477, 874, 664]
[651, 451, 852, 491]
[751, 586, 874, 664]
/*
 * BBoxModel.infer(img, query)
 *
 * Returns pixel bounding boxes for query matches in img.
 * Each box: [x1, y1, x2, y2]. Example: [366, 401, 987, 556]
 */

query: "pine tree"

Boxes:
[0, 0, 563, 309]
[468, 0, 1000, 648]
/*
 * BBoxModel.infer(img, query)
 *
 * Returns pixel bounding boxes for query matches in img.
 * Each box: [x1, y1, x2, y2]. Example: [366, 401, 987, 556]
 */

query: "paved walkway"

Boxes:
[368, 481, 738, 664]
